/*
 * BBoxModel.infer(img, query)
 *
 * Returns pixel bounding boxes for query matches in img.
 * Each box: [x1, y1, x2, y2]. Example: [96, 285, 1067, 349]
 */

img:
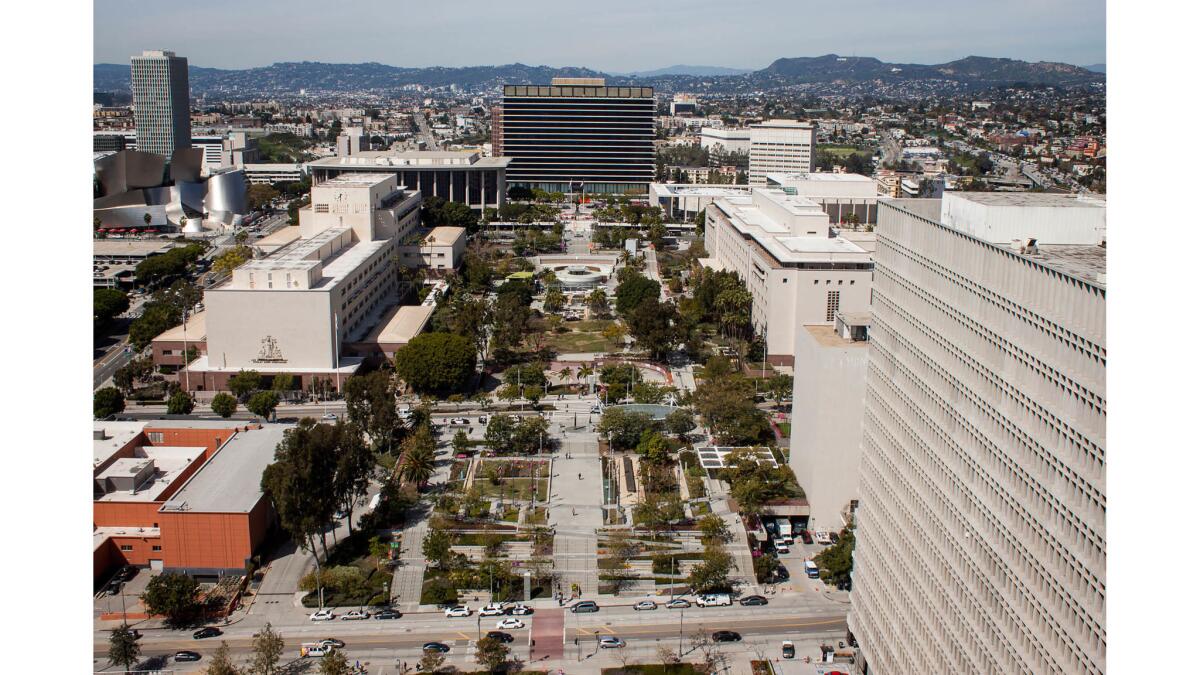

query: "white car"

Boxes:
[480, 604, 506, 616]
[633, 600, 657, 611]
[340, 610, 370, 620]
[309, 609, 335, 621]
[509, 604, 533, 615]
[321, 412, 338, 421]
[775, 542, 790, 554]
[599, 637, 626, 649]
[444, 606, 472, 617]
[496, 618, 525, 630]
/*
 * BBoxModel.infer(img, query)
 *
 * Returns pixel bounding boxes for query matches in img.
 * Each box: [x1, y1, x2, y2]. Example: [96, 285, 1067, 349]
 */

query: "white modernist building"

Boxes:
[185, 173, 422, 392]
[703, 189, 873, 365]
[699, 127, 751, 154]
[749, 119, 815, 185]
[766, 172, 880, 225]
[849, 193, 1106, 675]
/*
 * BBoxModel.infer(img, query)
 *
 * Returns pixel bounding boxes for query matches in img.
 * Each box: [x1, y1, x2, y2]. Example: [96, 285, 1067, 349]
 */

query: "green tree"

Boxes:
[166, 390, 195, 415]
[344, 371, 399, 452]
[418, 650, 446, 673]
[475, 636, 512, 672]
[94, 387, 125, 419]
[212, 245, 253, 277]
[423, 529, 453, 570]
[631, 382, 668, 404]
[94, 288, 130, 328]
[698, 513, 733, 545]
[636, 431, 671, 464]
[452, 430, 470, 455]
[614, 272, 661, 315]
[511, 415, 550, 455]
[204, 642, 240, 675]
[107, 624, 141, 673]
[318, 649, 353, 675]
[543, 287, 566, 312]
[687, 545, 733, 593]
[248, 622, 284, 675]
[399, 425, 437, 486]
[598, 408, 655, 452]
[113, 356, 154, 395]
[211, 392, 238, 418]
[485, 414, 517, 454]
[141, 573, 200, 625]
[664, 408, 695, 442]
[247, 390, 280, 419]
[767, 373, 792, 409]
[814, 522, 856, 587]
[271, 373, 296, 392]
[247, 183, 281, 211]
[227, 369, 262, 400]
[587, 288, 609, 315]
[393, 332, 477, 394]
[332, 421, 374, 534]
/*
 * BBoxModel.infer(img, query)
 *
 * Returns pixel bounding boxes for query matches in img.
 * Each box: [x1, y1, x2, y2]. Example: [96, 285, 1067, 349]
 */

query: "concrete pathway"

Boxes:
[549, 435, 604, 597]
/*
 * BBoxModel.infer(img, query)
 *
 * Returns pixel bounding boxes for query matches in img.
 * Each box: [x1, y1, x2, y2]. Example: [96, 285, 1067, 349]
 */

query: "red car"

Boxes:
[799, 530, 814, 545]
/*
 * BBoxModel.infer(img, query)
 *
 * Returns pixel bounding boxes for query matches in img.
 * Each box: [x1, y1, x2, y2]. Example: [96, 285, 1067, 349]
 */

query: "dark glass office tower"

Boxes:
[500, 78, 655, 196]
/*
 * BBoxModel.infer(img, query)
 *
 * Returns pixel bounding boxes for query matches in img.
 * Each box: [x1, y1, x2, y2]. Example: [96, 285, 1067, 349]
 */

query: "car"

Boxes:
[599, 636, 626, 649]
[696, 594, 732, 607]
[712, 630, 742, 643]
[570, 600, 599, 613]
[478, 415, 488, 424]
[775, 542, 790, 554]
[423, 642, 451, 653]
[174, 651, 202, 662]
[322, 412, 338, 420]
[480, 603, 506, 616]
[829, 532, 840, 544]
[114, 566, 137, 582]
[486, 631, 514, 643]
[775, 566, 790, 581]
[341, 609, 370, 620]
[509, 604, 533, 615]
[496, 618, 525, 629]
[374, 609, 402, 620]
[633, 600, 657, 611]
[310, 609, 336, 621]
[192, 627, 222, 640]
[781, 641, 796, 659]
[665, 598, 691, 609]
[799, 530, 814, 545]
[444, 605, 472, 617]
[739, 595, 768, 606]
[320, 638, 345, 649]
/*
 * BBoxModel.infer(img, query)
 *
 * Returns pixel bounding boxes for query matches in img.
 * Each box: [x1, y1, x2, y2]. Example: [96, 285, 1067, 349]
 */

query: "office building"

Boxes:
[308, 150, 510, 211]
[849, 193, 1106, 675]
[766, 172, 880, 225]
[700, 127, 751, 155]
[243, 163, 308, 185]
[499, 78, 655, 195]
[749, 119, 815, 185]
[670, 95, 698, 116]
[130, 50, 192, 159]
[703, 189, 874, 364]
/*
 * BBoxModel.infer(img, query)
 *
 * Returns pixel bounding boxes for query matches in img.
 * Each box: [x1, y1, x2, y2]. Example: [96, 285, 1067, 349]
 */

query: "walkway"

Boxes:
[391, 443, 455, 609]
[549, 435, 604, 597]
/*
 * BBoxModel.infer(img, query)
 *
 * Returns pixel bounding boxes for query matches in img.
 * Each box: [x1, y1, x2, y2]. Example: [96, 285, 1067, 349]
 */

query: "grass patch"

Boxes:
[452, 532, 526, 547]
[777, 422, 791, 438]
[542, 331, 621, 354]
[526, 506, 548, 526]
[691, 501, 711, 516]
[817, 144, 860, 158]
[475, 477, 549, 502]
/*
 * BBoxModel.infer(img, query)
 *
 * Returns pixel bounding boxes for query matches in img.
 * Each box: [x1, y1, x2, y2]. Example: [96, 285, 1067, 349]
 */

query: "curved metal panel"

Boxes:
[204, 170, 249, 216]
[170, 148, 203, 183]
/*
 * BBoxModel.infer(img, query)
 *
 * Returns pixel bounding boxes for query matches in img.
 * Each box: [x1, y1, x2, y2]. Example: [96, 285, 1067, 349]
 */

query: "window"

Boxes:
[152, 545, 162, 552]
[120, 545, 133, 552]
[826, 290, 841, 322]
[147, 432, 163, 443]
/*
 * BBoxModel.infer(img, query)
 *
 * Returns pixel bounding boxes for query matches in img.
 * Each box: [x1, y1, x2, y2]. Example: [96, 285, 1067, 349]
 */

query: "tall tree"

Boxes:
[318, 649, 353, 675]
[247, 390, 280, 420]
[475, 636, 512, 672]
[204, 642, 240, 675]
[394, 332, 477, 394]
[344, 371, 399, 452]
[248, 622, 284, 675]
[398, 424, 436, 486]
[94, 387, 125, 419]
[167, 390, 195, 415]
[332, 422, 374, 535]
[211, 392, 238, 418]
[140, 573, 200, 626]
[107, 624, 141, 673]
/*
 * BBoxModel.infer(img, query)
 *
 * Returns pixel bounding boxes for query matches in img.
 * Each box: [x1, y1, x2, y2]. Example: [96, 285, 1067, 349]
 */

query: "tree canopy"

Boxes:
[94, 288, 129, 328]
[393, 332, 477, 394]
[94, 387, 125, 419]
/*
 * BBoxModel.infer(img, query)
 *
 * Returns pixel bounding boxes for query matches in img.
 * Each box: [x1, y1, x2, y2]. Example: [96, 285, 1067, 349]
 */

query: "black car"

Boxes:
[485, 631, 514, 643]
[775, 565, 790, 581]
[829, 532, 840, 544]
[193, 627, 222, 640]
[712, 630, 742, 643]
[114, 566, 137, 582]
[374, 609, 402, 620]
[570, 600, 599, 613]
[174, 651, 202, 662]
[739, 595, 768, 606]
[423, 642, 451, 653]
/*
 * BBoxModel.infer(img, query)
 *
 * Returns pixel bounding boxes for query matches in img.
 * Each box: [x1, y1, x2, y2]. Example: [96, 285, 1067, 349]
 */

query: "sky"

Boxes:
[94, 0, 1106, 71]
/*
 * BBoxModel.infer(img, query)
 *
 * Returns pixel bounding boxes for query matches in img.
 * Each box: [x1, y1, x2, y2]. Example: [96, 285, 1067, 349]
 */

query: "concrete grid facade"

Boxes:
[749, 119, 815, 185]
[130, 50, 192, 159]
[849, 199, 1106, 675]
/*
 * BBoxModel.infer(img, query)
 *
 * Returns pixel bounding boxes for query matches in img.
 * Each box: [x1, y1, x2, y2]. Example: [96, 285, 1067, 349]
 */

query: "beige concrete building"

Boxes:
[749, 119, 815, 185]
[703, 189, 873, 364]
[399, 226, 466, 272]
[765, 172, 880, 225]
[183, 174, 422, 392]
[849, 194, 1106, 675]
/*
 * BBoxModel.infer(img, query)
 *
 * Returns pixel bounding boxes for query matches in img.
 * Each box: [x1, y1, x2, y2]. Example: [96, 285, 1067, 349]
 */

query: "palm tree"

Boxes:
[399, 444, 435, 487]
[557, 366, 574, 387]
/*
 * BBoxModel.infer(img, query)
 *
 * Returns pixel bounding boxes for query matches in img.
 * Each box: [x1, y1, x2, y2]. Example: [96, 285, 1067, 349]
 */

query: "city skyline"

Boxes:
[93, 0, 1106, 72]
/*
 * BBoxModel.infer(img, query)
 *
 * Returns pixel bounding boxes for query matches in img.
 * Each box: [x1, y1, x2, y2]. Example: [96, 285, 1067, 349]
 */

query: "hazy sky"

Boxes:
[94, 0, 1106, 71]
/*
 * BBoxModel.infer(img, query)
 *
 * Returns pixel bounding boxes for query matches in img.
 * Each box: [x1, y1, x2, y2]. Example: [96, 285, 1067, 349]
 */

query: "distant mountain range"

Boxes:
[1083, 63, 1105, 73]
[93, 54, 1104, 96]
[617, 64, 755, 77]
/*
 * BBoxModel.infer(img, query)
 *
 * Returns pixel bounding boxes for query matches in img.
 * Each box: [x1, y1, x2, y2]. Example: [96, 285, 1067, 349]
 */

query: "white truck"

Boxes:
[776, 518, 793, 544]
[696, 594, 732, 607]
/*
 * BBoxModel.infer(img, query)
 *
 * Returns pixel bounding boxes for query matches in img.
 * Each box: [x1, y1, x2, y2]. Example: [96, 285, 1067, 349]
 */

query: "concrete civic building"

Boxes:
[130, 50, 192, 159]
[499, 78, 655, 195]
[749, 119, 815, 185]
[93, 421, 285, 580]
[849, 193, 1106, 675]
[307, 150, 509, 211]
[183, 173, 422, 392]
[765, 172, 879, 225]
[700, 127, 751, 155]
[703, 189, 874, 364]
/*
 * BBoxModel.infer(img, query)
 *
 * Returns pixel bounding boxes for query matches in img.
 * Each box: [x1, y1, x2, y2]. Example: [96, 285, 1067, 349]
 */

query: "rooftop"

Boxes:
[309, 151, 510, 169]
[152, 310, 206, 343]
[714, 189, 872, 266]
[317, 172, 394, 188]
[93, 240, 177, 258]
[363, 304, 434, 345]
[650, 183, 752, 198]
[253, 225, 302, 252]
[423, 226, 466, 247]
[95, 526, 161, 551]
[804, 324, 870, 348]
[160, 425, 290, 514]
[94, 421, 148, 468]
[767, 172, 874, 183]
[948, 192, 1106, 209]
[95, 445, 206, 503]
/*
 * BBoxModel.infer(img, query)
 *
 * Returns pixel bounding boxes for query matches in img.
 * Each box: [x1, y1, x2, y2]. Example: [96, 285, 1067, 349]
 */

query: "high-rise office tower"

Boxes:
[130, 50, 192, 159]
[849, 193, 1106, 675]
[749, 119, 815, 185]
[499, 78, 654, 195]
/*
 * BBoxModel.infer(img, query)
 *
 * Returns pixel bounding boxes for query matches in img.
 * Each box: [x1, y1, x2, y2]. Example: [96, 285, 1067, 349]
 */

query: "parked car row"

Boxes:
[308, 608, 403, 621]
[443, 603, 533, 617]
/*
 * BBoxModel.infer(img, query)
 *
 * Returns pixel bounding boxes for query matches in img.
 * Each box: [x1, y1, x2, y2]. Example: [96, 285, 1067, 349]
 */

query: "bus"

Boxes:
[804, 560, 820, 579]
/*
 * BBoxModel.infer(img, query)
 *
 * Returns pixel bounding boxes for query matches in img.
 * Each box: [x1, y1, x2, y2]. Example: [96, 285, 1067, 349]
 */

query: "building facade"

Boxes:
[849, 194, 1106, 675]
[699, 127, 751, 155]
[308, 151, 508, 211]
[749, 119, 815, 185]
[130, 50, 192, 159]
[499, 78, 655, 195]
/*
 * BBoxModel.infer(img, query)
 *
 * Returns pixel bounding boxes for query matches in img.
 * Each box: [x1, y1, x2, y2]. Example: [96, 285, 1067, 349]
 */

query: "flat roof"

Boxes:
[714, 190, 872, 266]
[94, 421, 148, 467]
[185, 355, 364, 375]
[152, 310, 206, 343]
[93, 240, 177, 257]
[766, 172, 874, 183]
[424, 226, 466, 247]
[365, 304, 434, 344]
[804, 324, 870, 348]
[160, 425, 290, 514]
[95, 446, 205, 503]
[253, 226, 302, 251]
[650, 183, 752, 198]
[308, 151, 510, 169]
[95, 526, 161, 551]
[948, 192, 1106, 209]
[318, 172, 394, 187]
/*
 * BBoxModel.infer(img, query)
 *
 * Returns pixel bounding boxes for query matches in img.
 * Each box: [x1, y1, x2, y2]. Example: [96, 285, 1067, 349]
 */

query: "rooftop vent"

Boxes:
[94, 429, 108, 441]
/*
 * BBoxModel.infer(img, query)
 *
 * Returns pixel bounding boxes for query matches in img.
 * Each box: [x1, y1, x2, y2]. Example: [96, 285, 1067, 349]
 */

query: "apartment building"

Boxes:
[849, 193, 1106, 675]
[749, 119, 815, 185]
[704, 189, 873, 364]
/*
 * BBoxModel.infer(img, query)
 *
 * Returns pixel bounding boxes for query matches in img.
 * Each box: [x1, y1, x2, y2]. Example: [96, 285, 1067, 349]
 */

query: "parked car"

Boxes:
[319, 639, 345, 649]
[423, 642, 451, 653]
[799, 530, 814, 545]
[775, 541, 790, 554]
[599, 637, 626, 649]
[781, 641, 796, 659]
[341, 609, 370, 620]
[174, 651, 202, 663]
[829, 532, 840, 544]
[496, 618, 525, 629]
[509, 604, 533, 615]
[480, 603, 506, 616]
[374, 609, 402, 620]
[665, 598, 691, 609]
[712, 630, 742, 643]
[444, 605, 472, 617]
[114, 566, 137, 582]
[192, 627, 222, 640]
[633, 600, 657, 611]
[775, 566, 790, 581]
[309, 609, 335, 621]
[739, 595, 768, 606]
[322, 412, 338, 420]
[696, 594, 732, 607]
[570, 600, 599, 613]
[486, 631, 514, 643]
[478, 415, 488, 424]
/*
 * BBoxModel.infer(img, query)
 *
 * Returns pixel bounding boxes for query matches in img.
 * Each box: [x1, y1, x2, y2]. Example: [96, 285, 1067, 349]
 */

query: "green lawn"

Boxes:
[817, 144, 860, 158]
[777, 422, 791, 438]
[475, 477, 549, 502]
[543, 330, 620, 354]
[526, 506, 548, 526]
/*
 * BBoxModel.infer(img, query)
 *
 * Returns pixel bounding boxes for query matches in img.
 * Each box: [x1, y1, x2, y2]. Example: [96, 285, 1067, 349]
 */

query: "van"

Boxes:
[804, 561, 820, 579]
[696, 594, 732, 607]
[300, 643, 330, 658]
